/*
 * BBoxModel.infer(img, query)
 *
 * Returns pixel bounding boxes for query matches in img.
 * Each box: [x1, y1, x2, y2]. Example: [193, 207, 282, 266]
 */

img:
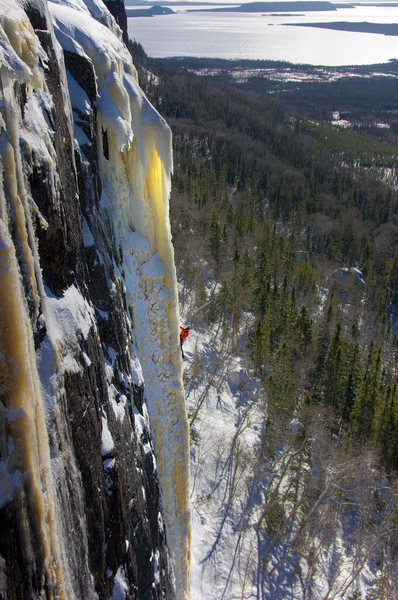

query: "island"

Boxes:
[126, 5, 175, 17]
[189, 2, 339, 12]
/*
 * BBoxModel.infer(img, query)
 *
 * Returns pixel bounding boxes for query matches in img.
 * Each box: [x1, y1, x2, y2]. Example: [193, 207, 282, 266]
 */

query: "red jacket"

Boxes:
[180, 326, 190, 340]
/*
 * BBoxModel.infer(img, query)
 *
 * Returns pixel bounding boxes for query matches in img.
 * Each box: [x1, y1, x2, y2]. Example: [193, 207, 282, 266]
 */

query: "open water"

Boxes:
[127, 2, 398, 65]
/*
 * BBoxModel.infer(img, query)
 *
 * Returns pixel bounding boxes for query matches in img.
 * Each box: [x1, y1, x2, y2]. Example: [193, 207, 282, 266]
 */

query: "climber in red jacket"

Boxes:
[179, 326, 190, 358]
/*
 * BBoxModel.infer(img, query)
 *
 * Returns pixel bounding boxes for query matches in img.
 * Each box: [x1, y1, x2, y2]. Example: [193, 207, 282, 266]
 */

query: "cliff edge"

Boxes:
[0, 0, 190, 598]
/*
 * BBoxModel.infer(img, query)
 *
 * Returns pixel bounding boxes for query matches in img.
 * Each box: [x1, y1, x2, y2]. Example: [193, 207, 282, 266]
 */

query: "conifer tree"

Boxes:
[266, 340, 295, 420]
[375, 383, 398, 469]
[341, 340, 362, 423]
[312, 297, 334, 398]
[322, 322, 346, 414]
[269, 326, 276, 356]
[231, 245, 241, 348]
[216, 281, 232, 324]
[194, 278, 208, 319]
[277, 274, 289, 334]
[350, 345, 382, 441]
[297, 305, 313, 353]
[208, 209, 222, 265]
[240, 251, 255, 307]
[351, 316, 360, 342]
[252, 319, 266, 375]
[288, 286, 299, 328]
[253, 247, 270, 318]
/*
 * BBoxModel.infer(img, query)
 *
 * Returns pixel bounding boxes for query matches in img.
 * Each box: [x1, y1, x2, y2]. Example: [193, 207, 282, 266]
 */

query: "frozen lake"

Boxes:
[127, 2, 398, 65]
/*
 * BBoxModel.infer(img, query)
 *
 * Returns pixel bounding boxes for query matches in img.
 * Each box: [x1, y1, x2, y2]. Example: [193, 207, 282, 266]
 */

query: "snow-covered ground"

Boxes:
[179, 293, 265, 599]
[180, 283, 391, 600]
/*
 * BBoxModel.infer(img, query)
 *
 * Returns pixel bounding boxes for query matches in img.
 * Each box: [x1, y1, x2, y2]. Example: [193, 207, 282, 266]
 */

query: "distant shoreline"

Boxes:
[124, 0, 398, 6]
[188, 1, 338, 12]
[285, 21, 398, 36]
[158, 56, 398, 73]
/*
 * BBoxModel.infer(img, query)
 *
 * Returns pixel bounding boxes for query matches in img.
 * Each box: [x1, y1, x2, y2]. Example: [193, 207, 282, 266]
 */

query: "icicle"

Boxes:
[0, 219, 66, 597]
[97, 124, 191, 600]
[0, 4, 76, 596]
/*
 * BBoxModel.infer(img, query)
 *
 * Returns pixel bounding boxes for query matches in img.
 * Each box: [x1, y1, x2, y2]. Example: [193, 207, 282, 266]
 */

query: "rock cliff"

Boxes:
[0, 0, 190, 598]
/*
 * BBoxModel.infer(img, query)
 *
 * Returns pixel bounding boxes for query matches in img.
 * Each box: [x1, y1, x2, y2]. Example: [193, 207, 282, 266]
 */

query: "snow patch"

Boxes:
[153, 548, 160, 585]
[66, 69, 92, 114]
[142, 253, 167, 279]
[110, 566, 129, 600]
[101, 416, 115, 456]
[82, 217, 95, 247]
[0, 460, 25, 509]
[134, 407, 146, 437]
[128, 230, 151, 252]
[5, 406, 26, 423]
[180, 298, 264, 600]
[42, 284, 95, 344]
[130, 345, 144, 386]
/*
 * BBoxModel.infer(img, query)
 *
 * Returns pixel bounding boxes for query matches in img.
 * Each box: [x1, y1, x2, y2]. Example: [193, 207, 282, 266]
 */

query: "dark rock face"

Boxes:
[27, 12, 87, 296]
[104, 0, 129, 45]
[0, 1, 174, 599]
[64, 50, 98, 104]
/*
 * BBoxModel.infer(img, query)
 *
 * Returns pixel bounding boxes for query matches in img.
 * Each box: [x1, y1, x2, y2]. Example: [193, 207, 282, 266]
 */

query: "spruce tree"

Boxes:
[208, 209, 222, 265]
[241, 251, 255, 306]
[312, 297, 334, 399]
[377, 383, 398, 469]
[297, 305, 313, 353]
[266, 340, 295, 421]
[341, 341, 362, 423]
[350, 345, 382, 441]
[322, 322, 346, 414]
[252, 318, 266, 375]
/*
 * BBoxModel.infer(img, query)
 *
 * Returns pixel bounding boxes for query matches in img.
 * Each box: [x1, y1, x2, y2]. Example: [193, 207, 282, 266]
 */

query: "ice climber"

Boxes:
[179, 326, 190, 358]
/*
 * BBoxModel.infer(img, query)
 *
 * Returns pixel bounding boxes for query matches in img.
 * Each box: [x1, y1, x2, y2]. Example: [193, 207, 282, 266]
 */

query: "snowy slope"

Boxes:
[179, 291, 264, 600]
[181, 284, 391, 600]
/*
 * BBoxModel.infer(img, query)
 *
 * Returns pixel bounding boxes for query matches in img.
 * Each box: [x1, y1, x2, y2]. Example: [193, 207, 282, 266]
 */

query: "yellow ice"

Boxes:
[0, 7, 68, 595]
[0, 220, 65, 597]
[99, 128, 191, 599]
